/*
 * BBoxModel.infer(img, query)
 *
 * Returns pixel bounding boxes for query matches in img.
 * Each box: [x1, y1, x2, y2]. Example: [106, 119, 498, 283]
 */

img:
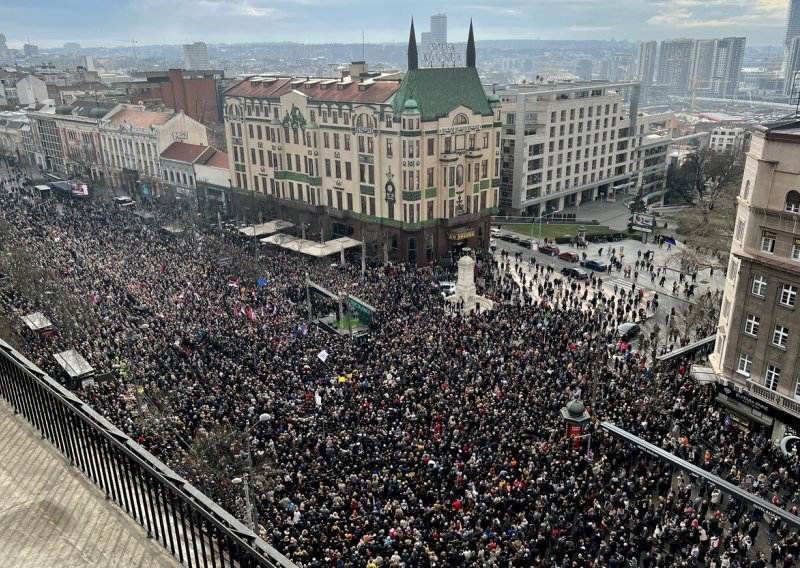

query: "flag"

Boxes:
[248, 307, 256, 321]
[300, 322, 308, 336]
[317, 349, 329, 363]
[228, 278, 240, 288]
[232, 305, 240, 317]
[663, 236, 676, 245]
[257, 278, 268, 288]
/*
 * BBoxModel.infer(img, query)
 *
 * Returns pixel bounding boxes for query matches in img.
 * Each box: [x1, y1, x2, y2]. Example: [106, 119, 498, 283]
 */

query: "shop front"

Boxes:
[447, 226, 475, 255]
[714, 383, 800, 438]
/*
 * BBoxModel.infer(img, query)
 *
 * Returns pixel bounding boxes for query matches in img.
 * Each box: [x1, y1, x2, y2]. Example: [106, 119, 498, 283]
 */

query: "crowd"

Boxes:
[0, 183, 798, 568]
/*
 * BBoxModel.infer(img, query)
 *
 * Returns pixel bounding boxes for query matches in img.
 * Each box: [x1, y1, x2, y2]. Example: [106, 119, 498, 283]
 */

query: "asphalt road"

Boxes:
[490, 228, 724, 349]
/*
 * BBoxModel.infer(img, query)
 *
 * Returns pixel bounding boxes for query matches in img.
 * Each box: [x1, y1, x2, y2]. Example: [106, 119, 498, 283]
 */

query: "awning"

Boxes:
[53, 349, 94, 379]
[239, 220, 295, 238]
[448, 228, 475, 241]
[22, 312, 53, 332]
[690, 365, 717, 384]
[261, 235, 362, 258]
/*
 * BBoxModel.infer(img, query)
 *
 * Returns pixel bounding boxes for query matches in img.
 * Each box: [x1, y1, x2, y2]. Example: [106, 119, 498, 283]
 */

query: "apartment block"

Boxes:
[711, 118, 800, 438]
[496, 80, 672, 215]
[100, 104, 209, 194]
[709, 126, 750, 154]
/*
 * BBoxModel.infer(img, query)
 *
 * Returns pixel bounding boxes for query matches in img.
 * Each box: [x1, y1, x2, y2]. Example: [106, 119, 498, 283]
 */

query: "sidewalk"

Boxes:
[0, 399, 180, 568]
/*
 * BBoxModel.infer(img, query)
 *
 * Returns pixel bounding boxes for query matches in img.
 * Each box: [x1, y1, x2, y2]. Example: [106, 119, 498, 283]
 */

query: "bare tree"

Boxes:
[0, 219, 96, 342]
[666, 148, 744, 208]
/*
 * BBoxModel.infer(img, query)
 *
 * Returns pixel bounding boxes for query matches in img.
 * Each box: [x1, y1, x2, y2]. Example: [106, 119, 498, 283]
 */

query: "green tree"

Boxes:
[628, 186, 648, 214]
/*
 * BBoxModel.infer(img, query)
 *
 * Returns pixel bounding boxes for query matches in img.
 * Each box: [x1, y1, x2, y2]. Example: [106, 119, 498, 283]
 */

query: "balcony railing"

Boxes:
[746, 379, 800, 417]
[0, 338, 294, 568]
[326, 207, 349, 220]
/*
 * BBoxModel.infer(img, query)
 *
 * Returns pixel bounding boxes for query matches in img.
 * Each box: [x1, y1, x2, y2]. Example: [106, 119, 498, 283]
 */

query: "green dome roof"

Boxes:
[403, 98, 420, 115]
[488, 93, 500, 105]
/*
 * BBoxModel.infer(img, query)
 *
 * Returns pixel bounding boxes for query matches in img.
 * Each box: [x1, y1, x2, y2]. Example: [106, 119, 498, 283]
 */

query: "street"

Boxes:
[491, 226, 725, 350]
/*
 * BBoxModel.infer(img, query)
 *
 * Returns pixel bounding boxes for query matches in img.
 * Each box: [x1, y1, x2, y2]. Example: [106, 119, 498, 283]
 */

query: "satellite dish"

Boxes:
[779, 436, 800, 456]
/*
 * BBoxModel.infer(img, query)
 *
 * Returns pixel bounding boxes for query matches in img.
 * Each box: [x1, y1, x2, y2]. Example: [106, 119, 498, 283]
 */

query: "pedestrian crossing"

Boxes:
[602, 277, 657, 298]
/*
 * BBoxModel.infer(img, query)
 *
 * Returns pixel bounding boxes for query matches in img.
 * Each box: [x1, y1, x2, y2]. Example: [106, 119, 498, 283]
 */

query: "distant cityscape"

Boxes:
[0, 4, 798, 224]
[4, 4, 800, 568]
[1, 3, 800, 101]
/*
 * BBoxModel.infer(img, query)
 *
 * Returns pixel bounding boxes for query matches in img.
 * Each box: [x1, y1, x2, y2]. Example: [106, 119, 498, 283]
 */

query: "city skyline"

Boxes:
[0, 0, 792, 49]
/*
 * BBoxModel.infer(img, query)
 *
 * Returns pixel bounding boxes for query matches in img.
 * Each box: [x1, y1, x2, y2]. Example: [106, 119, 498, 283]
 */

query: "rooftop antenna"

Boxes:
[362, 31, 365, 62]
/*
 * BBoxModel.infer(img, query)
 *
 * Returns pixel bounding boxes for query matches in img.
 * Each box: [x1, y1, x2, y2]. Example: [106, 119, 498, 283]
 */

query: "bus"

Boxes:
[49, 179, 90, 200]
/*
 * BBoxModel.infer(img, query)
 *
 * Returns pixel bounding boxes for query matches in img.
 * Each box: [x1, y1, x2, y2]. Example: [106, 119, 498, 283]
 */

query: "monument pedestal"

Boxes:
[448, 255, 494, 313]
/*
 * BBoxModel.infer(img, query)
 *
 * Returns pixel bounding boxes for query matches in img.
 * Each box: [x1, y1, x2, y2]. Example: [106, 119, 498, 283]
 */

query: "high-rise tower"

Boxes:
[636, 41, 657, 102]
[785, 0, 800, 56]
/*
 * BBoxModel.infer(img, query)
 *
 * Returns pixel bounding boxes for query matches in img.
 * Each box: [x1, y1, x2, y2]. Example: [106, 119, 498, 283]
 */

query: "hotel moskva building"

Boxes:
[222, 22, 501, 265]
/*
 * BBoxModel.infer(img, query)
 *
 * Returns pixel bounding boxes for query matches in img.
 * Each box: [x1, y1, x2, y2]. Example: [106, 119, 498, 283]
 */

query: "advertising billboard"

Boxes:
[631, 213, 655, 233]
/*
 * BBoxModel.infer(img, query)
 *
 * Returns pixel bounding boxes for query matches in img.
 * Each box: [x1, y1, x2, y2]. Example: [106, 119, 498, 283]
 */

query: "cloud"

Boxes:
[646, 0, 786, 31]
[568, 25, 613, 33]
[0, 0, 793, 47]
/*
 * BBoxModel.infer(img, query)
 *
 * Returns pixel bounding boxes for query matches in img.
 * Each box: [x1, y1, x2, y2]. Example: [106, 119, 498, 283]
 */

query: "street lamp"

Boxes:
[229, 412, 271, 532]
[536, 208, 564, 243]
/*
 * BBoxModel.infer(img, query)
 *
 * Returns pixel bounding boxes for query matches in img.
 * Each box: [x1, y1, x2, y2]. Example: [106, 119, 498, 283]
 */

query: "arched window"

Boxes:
[786, 190, 800, 214]
[453, 114, 468, 126]
[356, 114, 374, 129]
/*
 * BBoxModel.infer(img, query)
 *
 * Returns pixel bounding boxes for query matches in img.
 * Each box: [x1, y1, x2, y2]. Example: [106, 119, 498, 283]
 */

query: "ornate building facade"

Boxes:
[222, 22, 501, 265]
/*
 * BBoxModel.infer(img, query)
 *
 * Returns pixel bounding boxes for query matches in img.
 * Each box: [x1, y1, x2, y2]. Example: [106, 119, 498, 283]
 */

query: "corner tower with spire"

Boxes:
[389, 18, 502, 263]
[466, 20, 476, 68]
[408, 19, 419, 71]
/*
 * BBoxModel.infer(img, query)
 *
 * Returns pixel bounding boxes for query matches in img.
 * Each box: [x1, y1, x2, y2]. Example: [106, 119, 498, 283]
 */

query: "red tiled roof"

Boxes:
[225, 76, 401, 104]
[200, 149, 229, 169]
[160, 142, 212, 163]
[109, 106, 172, 128]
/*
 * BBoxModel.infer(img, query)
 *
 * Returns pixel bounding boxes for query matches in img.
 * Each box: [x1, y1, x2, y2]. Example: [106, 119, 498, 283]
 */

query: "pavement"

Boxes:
[0, 398, 180, 568]
[491, 226, 727, 345]
[558, 197, 635, 231]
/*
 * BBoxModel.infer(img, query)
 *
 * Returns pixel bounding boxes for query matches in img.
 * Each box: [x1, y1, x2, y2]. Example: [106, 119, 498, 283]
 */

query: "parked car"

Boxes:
[438, 281, 456, 298]
[558, 251, 579, 262]
[501, 233, 521, 244]
[520, 238, 539, 249]
[617, 322, 641, 342]
[490, 227, 502, 238]
[563, 267, 589, 280]
[580, 259, 608, 272]
[538, 244, 560, 255]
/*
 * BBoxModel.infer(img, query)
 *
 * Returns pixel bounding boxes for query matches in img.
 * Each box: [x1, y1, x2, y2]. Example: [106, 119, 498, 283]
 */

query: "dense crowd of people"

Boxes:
[0, 181, 798, 568]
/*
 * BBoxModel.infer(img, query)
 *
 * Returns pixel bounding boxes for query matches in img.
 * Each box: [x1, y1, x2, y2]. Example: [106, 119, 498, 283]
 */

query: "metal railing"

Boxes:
[746, 378, 800, 417]
[0, 338, 295, 568]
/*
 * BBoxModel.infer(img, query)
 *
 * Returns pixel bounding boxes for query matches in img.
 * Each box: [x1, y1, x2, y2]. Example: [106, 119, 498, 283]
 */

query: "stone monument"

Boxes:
[448, 255, 494, 313]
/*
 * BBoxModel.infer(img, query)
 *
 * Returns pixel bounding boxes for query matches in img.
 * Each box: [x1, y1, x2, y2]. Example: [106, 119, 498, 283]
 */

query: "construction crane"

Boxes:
[113, 38, 139, 67]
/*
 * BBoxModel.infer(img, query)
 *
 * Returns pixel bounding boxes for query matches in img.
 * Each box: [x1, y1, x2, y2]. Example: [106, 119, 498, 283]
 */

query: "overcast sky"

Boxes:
[0, 0, 791, 48]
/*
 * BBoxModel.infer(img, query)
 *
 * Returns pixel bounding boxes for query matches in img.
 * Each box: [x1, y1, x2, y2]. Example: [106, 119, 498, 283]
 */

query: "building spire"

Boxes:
[408, 19, 419, 71]
[466, 20, 476, 68]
